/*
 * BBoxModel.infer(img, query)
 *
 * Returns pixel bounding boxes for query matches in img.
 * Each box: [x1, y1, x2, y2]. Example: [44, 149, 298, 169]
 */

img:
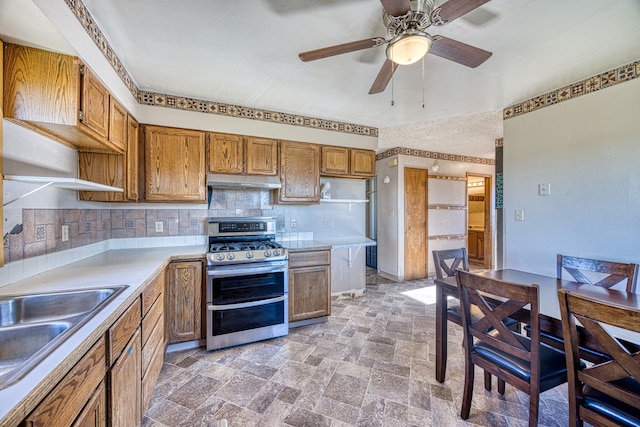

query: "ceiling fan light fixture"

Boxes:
[386, 31, 432, 65]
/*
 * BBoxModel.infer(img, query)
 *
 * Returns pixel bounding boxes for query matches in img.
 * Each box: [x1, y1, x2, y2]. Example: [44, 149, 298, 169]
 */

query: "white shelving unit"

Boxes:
[3, 175, 123, 206]
[319, 198, 368, 211]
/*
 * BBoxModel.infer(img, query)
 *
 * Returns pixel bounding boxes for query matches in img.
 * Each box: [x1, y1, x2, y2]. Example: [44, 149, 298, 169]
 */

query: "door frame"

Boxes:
[466, 173, 493, 269]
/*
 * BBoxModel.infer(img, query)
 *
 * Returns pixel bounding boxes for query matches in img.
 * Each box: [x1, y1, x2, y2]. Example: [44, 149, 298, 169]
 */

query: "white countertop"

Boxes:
[316, 237, 376, 248]
[0, 245, 206, 426]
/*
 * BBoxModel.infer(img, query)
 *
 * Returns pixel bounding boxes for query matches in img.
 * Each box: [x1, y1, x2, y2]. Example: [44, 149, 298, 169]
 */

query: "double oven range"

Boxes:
[205, 217, 288, 351]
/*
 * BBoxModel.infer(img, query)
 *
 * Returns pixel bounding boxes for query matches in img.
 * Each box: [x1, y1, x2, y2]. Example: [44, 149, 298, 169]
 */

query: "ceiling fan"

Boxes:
[299, 0, 493, 94]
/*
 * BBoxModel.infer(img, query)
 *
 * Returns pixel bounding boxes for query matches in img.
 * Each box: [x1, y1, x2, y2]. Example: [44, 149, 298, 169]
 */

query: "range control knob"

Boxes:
[215, 254, 225, 261]
[226, 253, 235, 261]
[245, 251, 254, 259]
[264, 250, 272, 257]
[272, 249, 280, 257]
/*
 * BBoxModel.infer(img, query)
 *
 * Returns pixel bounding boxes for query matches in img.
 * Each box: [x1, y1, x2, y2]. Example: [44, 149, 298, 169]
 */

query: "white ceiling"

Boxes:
[1, 0, 639, 156]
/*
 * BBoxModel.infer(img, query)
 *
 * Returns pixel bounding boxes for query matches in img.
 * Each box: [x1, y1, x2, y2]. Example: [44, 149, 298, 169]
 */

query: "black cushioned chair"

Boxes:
[456, 270, 570, 427]
[558, 289, 640, 427]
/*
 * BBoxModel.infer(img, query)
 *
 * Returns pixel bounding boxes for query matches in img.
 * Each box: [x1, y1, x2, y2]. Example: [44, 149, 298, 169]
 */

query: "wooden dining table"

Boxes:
[434, 268, 640, 383]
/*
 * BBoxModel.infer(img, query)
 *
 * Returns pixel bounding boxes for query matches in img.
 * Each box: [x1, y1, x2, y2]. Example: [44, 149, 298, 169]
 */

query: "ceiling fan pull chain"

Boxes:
[422, 56, 425, 108]
[391, 66, 395, 106]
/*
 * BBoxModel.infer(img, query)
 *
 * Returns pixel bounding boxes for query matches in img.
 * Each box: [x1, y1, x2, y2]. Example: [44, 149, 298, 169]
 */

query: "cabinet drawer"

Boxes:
[107, 299, 141, 366]
[142, 313, 164, 375]
[141, 333, 165, 414]
[141, 272, 165, 316]
[142, 293, 163, 347]
[23, 337, 106, 427]
[289, 250, 330, 268]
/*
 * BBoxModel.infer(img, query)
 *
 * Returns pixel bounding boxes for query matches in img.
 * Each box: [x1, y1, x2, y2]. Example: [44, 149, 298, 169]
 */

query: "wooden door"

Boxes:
[246, 137, 278, 175]
[109, 328, 141, 427]
[278, 140, 320, 204]
[321, 146, 349, 176]
[166, 260, 203, 343]
[125, 116, 139, 201]
[467, 173, 493, 269]
[79, 65, 109, 139]
[404, 168, 428, 280]
[143, 125, 206, 202]
[208, 132, 245, 174]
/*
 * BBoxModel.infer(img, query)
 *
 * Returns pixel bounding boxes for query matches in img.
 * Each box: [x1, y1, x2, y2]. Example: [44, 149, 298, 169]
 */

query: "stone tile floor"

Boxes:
[142, 276, 571, 426]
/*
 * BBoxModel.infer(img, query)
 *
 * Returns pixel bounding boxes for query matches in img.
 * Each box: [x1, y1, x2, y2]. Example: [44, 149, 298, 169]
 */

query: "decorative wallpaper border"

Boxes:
[376, 147, 495, 165]
[62, 0, 378, 137]
[495, 137, 503, 147]
[503, 60, 640, 120]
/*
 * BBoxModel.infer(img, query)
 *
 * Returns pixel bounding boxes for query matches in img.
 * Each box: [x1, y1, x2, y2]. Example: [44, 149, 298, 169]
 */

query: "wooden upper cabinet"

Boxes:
[246, 137, 278, 175]
[3, 43, 123, 153]
[208, 133, 278, 176]
[320, 145, 376, 178]
[108, 97, 127, 152]
[278, 140, 320, 204]
[125, 116, 140, 201]
[321, 146, 349, 176]
[350, 148, 376, 177]
[143, 125, 206, 202]
[208, 132, 245, 174]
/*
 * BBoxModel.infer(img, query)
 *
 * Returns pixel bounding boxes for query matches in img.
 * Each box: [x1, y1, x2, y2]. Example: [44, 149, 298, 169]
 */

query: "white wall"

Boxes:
[376, 154, 494, 281]
[503, 77, 640, 276]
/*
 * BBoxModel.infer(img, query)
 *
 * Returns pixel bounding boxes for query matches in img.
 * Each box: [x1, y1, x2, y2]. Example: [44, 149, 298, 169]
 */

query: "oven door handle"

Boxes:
[207, 295, 287, 311]
[207, 264, 286, 277]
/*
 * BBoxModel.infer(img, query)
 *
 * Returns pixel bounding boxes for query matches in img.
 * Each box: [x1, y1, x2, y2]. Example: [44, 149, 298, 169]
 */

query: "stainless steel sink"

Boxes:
[0, 285, 127, 389]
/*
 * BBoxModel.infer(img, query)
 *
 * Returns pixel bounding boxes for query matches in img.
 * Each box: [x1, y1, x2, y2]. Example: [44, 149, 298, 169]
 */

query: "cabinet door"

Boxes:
[321, 146, 349, 177]
[278, 140, 320, 204]
[72, 381, 106, 427]
[79, 65, 110, 140]
[143, 125, 206, 202]
[467, 230, 478, 259]
[350, 149, 376, 177]
[289, 265, 330, 322]
[208, 132, 245, 174]
[108, 99, 127, 152]
[166, 260, 203, 343]
[246, 137, 278, 175]
[125, 116, 139, 201]
[78, 152, 125, 202]
[109, 328, 141, 427]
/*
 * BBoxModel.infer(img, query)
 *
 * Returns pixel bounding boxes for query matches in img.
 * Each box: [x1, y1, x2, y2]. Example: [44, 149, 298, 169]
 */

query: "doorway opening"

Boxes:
[466, 174, 492, 269]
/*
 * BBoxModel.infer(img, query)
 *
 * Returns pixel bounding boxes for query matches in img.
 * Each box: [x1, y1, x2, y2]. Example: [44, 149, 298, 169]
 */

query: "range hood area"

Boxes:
[206, 174, 282, 190]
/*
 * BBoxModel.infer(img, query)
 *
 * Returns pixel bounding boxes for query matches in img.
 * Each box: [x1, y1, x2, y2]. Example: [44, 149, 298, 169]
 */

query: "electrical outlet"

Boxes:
[155, 221, 164, 232]
[290, 219, 297, 229]
[61, 225, 69, 242]
[325, 219, 331, 228]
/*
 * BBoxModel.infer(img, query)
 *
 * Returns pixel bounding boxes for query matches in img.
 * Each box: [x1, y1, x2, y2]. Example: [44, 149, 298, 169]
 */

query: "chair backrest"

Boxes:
[558, 289, 640, 423]
[455, 270, 539, 366]
[557, 254, 639, 293]
[433, 248, 469, 279]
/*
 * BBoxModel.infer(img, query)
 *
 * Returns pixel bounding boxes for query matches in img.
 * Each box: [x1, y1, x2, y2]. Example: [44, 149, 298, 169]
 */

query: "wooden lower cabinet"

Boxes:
[141, 270, 166, 414]
[166, 260, 204, 343]
[108, 328, 141, 427]
[288, 250, 331, 323]
[73, 381, 106, 427]
[21, 337, 107, 427]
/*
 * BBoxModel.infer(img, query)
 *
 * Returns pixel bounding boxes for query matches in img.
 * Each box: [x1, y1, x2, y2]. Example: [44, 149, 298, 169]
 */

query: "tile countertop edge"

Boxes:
[281, 237, 376, 252]
[0, 245, 207, 427]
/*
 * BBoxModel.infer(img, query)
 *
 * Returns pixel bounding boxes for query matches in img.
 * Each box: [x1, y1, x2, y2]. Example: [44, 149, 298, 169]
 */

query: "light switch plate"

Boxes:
[515, 209, 524, 221]
[538, 183, 551, 196]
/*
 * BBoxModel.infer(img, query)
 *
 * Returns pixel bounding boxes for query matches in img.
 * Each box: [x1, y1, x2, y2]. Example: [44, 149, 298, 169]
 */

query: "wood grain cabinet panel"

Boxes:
[125, 115, 140, 200]
[288, 250, 331, 323]
[108, 98, 127, 152]
[22, 337, 107, 427]
[143, 125, 206, 202]
[278, 140, 320, 204]
[3, 43, 124, 153]
[108, 328, 141, 427]
[350, 148, 376, 177]
[166, 260, 203, 343]
[107, 299, 141, 366]
[320, 146, 375, 178]
[72, 381, 106, 427]
[246, 137, 278, 175]
[208, 132, 245, 174]
[321, 146, 350, 176]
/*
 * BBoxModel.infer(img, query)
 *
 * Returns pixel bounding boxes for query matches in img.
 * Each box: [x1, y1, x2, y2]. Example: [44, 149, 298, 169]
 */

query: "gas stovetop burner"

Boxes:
[208, 240, 284, 253]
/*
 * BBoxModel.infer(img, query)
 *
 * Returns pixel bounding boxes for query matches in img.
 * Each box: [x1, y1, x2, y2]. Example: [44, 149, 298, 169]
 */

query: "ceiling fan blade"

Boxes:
[369, 59, 399, 94]
[380, 0, 411, 17]
[429, 36, 492, 68]
[299, 38, 382, 62]
[437, 0, 491, 23]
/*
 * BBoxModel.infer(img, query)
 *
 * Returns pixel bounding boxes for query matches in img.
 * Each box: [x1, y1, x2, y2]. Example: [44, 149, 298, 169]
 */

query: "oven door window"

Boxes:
[212, 300, 285, 336]
[211, 272, 284, 305]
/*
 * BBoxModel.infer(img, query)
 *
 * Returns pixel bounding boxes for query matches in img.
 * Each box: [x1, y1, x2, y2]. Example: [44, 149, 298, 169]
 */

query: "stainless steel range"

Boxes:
[205, 217, 288, 351]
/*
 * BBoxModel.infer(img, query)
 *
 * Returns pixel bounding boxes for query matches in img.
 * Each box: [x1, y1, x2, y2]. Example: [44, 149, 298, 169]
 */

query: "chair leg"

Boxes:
[461, 361, 474, 420]
[484, 371, 492, 391]
[435, 285, 447, 383]
[497, 379, 505, 395]
[528, 392, 540, 427]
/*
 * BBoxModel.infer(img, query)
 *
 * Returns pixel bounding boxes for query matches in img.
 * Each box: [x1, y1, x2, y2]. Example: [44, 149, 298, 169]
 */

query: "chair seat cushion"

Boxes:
[582, 378, 640, 427]
[524, 325, 611, 362]
[473, 332, 571, 391]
